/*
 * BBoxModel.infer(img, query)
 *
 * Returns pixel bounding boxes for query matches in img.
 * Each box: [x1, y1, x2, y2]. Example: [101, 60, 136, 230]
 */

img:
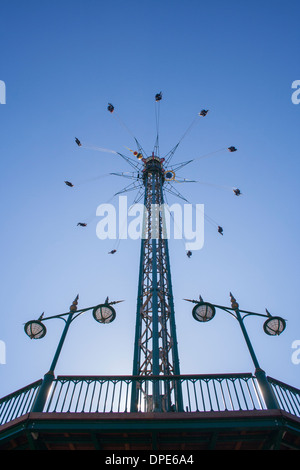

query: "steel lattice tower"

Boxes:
[70, 97, 236, 412]
[131, 154, 183, 412]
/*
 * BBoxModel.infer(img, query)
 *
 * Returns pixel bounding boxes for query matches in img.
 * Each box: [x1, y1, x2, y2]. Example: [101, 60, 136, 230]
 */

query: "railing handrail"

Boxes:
[55, 373, 254, 381]
[0, 379, 42, 404]
[267, 376, 300, 394]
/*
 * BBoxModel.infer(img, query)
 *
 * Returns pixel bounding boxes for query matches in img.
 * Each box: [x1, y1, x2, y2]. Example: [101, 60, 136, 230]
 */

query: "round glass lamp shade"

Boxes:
[93, 304, 116, 324]
[192, 302, 216, 323]
[24, 320, 47, 339]
[263, 316, 286, 336]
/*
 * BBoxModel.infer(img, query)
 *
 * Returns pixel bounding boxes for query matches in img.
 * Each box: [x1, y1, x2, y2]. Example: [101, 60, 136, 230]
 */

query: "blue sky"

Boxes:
[0, 0, 299, 398]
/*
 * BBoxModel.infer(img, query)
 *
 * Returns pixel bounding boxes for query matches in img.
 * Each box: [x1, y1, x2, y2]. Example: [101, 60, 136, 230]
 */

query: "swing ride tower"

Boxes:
[131, 154, 183, 412]
[1, 94, 300, 451]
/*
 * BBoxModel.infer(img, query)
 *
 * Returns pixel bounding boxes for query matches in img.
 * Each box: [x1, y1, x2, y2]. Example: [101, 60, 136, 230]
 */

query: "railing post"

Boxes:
[31, 371, 54, 413]
[254, 368, 279, 410]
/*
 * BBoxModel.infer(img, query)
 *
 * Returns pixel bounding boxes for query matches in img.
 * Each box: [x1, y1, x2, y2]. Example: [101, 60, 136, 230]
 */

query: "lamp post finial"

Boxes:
[70, 295, 79, 312]
[230, 292, 239, 310]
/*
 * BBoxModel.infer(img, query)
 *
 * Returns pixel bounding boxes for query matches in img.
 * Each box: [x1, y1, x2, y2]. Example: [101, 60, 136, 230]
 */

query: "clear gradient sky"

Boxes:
[0, 0, 299, 398]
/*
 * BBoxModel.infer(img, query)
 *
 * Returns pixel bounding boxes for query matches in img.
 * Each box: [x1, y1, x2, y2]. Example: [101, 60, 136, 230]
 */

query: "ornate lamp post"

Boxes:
[185, 293, 286, 410]
[24, 295, 122, 412]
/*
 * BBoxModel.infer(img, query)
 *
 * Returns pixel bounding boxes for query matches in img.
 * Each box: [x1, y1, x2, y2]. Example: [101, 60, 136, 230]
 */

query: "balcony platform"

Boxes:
[1, 373, 299, 450]
[0, 409, 300, 450]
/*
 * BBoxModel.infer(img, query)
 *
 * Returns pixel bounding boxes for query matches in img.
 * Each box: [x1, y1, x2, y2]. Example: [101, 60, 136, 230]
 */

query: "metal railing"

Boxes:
[268, 376, 300, 417]
[0, 379, 42, 425]
[43, 373, 265, 414]
[0, 374, 299, 426]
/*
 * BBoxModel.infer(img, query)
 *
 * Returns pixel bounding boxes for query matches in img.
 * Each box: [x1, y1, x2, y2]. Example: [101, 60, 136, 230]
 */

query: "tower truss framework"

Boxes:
[131, 155, 183, 412]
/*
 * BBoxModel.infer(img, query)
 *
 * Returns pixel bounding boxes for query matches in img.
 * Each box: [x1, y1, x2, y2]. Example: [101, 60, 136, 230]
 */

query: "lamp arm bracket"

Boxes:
[238, 310, 269, 321]
[213, 304, 269, 321]
[40, 305, 96, 323]
[216, 305, 238, 319]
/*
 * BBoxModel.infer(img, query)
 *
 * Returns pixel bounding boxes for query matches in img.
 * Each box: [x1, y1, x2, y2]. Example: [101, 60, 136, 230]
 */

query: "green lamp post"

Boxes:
[24, 295, 122, 412]
[185, 293, 286, 410]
